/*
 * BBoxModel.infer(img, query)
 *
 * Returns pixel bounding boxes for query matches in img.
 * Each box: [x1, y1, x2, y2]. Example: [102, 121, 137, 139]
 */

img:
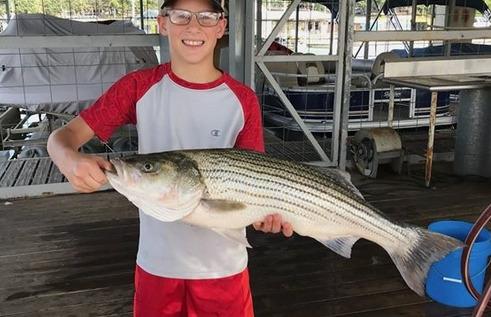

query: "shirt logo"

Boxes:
[210, 129, 222, 137]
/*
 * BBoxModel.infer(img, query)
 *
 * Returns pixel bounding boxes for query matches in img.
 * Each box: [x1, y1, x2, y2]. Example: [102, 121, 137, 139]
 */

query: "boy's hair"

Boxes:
[159, 0, 224, 12]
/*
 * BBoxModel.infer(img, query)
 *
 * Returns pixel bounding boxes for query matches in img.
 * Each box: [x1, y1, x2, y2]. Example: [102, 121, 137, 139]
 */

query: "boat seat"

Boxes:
[263, 58, 299, 88]
[295, 53, 326, 86]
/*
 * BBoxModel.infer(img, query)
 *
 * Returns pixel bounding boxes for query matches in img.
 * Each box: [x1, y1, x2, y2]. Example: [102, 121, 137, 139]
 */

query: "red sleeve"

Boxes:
[79, 73, 138, 142]
[79, 64, 168, 142]
[234, 89, 265, 153]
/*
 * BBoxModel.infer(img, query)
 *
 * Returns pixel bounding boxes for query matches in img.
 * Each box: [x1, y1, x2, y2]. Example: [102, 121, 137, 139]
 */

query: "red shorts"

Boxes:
[133, 265, 254, 317]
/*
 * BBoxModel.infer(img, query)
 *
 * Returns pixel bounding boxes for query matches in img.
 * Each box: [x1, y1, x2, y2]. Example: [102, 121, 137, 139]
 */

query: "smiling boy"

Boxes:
[47, 0, 292, 316]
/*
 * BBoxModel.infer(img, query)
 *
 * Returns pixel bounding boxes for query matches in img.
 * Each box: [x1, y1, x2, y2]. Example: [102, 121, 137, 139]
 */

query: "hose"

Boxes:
[461, 203, 491, 316]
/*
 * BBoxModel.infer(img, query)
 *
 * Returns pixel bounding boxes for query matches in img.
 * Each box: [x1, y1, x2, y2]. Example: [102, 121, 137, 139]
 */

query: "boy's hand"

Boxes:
[60, 152, 112, 193]
[253, 214, 293, 237]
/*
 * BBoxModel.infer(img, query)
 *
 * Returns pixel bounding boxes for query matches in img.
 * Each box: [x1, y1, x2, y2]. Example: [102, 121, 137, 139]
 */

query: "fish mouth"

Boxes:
[106, 159, 122, 179]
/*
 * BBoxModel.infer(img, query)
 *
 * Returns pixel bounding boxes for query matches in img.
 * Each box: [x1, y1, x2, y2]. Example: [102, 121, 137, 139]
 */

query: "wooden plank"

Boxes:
[1, 163, 491, 317]
[47, 162, 64, 184]
[0, 182, 113, 200]
[14, 159, 39, 187]
[0, 160, 10, 180]
[30, 158, 52, 185]
[0, 160, 24, 187]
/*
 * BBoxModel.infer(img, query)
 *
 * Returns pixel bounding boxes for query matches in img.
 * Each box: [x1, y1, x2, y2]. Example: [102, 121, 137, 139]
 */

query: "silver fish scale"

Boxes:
[186, 150, 405, 245]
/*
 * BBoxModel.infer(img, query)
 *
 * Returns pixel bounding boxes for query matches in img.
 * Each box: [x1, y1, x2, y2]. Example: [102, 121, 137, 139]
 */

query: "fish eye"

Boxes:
[141, 162, 156, 173]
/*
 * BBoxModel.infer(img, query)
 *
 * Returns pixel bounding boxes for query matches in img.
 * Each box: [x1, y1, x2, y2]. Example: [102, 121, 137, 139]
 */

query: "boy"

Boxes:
[47, 0, 292, 316]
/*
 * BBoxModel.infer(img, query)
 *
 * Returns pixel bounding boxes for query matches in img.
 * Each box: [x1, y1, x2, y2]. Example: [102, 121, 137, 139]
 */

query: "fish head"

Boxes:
[106, 153, 206, 220]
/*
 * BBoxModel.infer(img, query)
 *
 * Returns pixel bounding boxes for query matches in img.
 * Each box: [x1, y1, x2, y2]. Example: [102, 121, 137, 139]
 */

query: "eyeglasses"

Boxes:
[162, 9, 223, 27]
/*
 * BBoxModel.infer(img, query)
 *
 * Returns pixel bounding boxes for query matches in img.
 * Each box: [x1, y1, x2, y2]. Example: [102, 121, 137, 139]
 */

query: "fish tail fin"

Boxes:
[388, 227, 463, 296]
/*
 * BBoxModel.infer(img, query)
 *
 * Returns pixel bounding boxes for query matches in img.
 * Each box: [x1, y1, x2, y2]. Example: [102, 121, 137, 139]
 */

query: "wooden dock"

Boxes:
[1, 161, 490, 316]
[0, 153, 134, 199]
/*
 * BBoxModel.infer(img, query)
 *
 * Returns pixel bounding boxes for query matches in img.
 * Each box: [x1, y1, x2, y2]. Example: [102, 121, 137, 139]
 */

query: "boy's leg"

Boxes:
[186, 269, 254, 317]
[133, 265, 186, 317]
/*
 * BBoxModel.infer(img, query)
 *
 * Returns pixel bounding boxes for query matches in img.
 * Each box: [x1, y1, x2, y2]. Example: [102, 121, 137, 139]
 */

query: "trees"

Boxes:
[6, 0, 157, 18]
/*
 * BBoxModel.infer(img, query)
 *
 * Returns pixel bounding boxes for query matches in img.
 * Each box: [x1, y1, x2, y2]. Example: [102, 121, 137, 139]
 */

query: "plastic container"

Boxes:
[425, 220, 491, 307]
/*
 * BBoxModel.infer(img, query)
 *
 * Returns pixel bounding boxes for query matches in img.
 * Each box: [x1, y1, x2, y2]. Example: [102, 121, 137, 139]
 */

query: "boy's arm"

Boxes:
[48, 71, 139, 193]
[47, 117, 112, 193]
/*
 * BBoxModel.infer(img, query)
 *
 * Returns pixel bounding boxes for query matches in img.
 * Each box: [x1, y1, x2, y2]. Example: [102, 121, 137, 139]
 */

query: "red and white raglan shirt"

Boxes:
[80, 63, 264, 279]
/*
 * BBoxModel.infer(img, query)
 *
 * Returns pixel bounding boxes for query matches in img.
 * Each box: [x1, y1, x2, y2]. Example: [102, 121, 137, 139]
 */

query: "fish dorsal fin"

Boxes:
[201, 199, 247, 212]
[315, 236, 360, 258]
[211, 228, 252, 248]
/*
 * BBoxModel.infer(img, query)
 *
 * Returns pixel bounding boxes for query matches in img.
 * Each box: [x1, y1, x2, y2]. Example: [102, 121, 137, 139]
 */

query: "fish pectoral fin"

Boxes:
[200, 199, 247, 212]
[315, 236, 360, 258]
[211, 228, 252, 248]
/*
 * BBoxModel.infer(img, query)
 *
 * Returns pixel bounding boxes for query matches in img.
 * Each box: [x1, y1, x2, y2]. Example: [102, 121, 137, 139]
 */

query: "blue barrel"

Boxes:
[425, 221, 491, 307]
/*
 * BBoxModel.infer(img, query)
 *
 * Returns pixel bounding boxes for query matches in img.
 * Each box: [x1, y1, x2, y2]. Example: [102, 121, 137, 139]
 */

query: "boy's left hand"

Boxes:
[253, 214, 293, 237]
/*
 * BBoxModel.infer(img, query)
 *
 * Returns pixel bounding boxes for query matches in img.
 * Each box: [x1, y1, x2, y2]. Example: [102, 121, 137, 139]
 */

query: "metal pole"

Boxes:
[332, 0, 354, 169]
[245, 0, 255, 88]
[425, 91, 438, 187]
[295, 5, 299, 52]
[256, 0, 262, 50]
[444, 0, 456, 56]
[6, 0, 10, 22]
[329, 12, 334, 55]
[339, 0, 355, 170]
[354, 0, 382, 58]
[139, 0, 144, 30]
[410, 0, 417, 57]
[430, 4, 436, 46]
[388, 85, 395, 127]
[364, 0, 372, 59]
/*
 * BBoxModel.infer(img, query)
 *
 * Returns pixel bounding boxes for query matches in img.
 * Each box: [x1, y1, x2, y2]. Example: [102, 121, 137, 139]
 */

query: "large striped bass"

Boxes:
[106, 149, 462, 296]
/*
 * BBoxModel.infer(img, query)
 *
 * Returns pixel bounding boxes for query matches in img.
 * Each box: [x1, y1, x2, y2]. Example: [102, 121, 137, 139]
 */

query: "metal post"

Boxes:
[329, 12, 334, 55]
[444, 0, 456, 56]
[430, 4, 436, 46]
[5, 0, 10, 22]
[139, 0, 145, 30]
[256, 0, 262, 50]
[388, 84, 395, 127]
[364, 0, 372, 59]
[295, 5, 299, 52]
[333, 0, 355, 170]
[228, 0, 246, 82]
[339, 0, 355, 170]
[245, 0, 255, 88]
[410, 0, 417, 57]
[425, 91, 438, 187]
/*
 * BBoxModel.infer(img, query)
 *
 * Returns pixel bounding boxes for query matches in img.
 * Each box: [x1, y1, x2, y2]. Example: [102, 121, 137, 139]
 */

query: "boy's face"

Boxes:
[157, 0, 227, 67]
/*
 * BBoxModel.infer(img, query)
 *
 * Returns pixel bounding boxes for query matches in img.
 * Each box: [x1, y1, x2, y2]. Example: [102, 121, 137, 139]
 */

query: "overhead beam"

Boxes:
[255, 55, 338, 62]
[354, 29, 491, 42]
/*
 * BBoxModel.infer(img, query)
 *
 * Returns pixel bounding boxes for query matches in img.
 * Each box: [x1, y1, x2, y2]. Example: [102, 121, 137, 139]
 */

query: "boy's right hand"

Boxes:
[61, 152, 113, 193]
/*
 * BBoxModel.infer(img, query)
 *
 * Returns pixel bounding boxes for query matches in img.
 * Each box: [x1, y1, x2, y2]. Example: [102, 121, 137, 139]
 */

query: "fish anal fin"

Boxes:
[201, 199, 247, 212]
[315, 236, 360, 258]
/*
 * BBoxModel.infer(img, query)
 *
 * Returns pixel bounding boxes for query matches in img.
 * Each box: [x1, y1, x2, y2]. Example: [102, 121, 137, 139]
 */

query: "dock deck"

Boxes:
[1, 161, 490, 316]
